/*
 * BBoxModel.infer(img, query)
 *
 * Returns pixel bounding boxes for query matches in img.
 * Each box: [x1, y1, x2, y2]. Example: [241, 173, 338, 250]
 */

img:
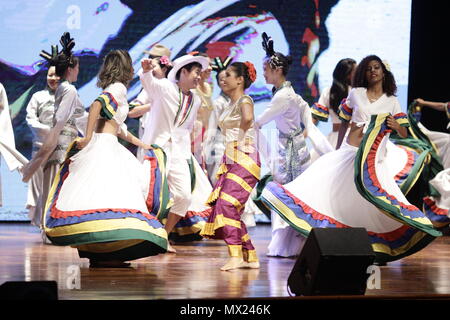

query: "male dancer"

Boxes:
[139, 54, 209, 252]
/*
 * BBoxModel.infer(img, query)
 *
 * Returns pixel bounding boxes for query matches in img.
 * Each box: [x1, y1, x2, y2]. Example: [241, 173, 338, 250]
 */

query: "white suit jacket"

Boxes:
[139, 69, 201, 159]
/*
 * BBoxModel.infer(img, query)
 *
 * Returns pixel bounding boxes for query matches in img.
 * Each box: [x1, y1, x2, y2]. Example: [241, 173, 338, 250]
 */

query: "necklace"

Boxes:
[367, 91, 382, 103]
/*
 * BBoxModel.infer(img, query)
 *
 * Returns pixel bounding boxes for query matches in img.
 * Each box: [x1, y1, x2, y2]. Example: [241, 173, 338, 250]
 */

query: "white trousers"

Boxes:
[165, 146, 192, 217]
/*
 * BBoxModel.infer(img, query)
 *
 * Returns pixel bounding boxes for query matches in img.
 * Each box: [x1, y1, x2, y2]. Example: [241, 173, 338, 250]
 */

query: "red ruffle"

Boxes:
[423, 197, 449, 216]
[365, 131, 418, 211]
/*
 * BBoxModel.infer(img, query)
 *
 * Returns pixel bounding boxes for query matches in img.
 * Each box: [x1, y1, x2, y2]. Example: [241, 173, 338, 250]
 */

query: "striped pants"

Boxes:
[201, 142, 260, 262]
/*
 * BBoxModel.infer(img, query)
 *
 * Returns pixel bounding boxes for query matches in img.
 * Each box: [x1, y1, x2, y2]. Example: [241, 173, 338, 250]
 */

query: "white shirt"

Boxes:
[139, 69, 201, 159]
[0, 82, 25, 171]
[347, 87, 402, 127]
[102, 82, 129, 135]
[26, 89, 55, 147]
[256, 83, 312, 135]
[53, 81, 88, 136]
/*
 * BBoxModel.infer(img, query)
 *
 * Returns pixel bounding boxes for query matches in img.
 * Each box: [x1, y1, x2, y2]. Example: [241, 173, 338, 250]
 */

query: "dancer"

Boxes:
[311, 58, 356, 148]
[22, 33, 88, 234]
[258, 55, 441, 264]
[0, 82, 27, 207]
[254, 32, 312, 258]
[139, 54, 210, 253]
[25, 64, 59, 227]
[191, 52, 214, 170]
[42, 49, 168, 267]
[204, 56, 232, 184]
[413, 98, 449, 227]
[128, 44, 172, 161]
[200, 61, 261, 271]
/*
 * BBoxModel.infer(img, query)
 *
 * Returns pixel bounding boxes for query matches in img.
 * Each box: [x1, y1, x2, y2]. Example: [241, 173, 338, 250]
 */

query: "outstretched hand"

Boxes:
[414, 98, 425, 106]
[141, 58, 155, 73]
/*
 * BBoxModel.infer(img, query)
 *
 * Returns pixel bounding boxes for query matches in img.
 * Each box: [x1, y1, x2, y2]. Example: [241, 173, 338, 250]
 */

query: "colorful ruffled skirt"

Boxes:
[401, 104, 449, 225]
[256, 114, 441, 263]
[44, 133, 168, 261]
[416, 124, 450, 224]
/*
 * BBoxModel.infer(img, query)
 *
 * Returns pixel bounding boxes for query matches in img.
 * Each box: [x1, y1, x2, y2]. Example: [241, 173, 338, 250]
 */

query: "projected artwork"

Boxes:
[0, 0, 411, 216]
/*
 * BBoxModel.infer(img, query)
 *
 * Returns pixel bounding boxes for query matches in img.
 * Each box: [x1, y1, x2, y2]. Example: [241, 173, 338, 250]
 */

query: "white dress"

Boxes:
[0, 83, 27, 207]
[43, 82, 168, 261]
[258, 87, 441, 263]
[25, 88, 56, 225]
[255, 82, 312, 257]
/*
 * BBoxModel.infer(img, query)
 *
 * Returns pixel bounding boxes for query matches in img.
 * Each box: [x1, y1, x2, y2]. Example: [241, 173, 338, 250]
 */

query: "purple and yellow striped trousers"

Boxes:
[201, 141, 261, 262]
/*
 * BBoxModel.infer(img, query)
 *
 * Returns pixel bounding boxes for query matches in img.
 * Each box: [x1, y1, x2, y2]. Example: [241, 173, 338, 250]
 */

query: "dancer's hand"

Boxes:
[141, 58, 155, 73]
[386, 115, 401, 131]
[414, 98, 425, 106]
[76, 137, 90, 149]
[142, 143, 154, 150]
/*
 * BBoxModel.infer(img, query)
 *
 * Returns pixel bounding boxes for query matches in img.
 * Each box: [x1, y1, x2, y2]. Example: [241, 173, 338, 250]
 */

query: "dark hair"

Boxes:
[97, 50, 133, 89]
[163, 65, 173, 78]
[54, 54, 79, 78]
[265, 53, 293, 76]
[175, 62, 202, 81]
[215, 68, 226, 86]
[150, 55, 172, 77]
[329, 58, 357, 113]
[229, 62, 255, 89]
[352, 55, 397, 96]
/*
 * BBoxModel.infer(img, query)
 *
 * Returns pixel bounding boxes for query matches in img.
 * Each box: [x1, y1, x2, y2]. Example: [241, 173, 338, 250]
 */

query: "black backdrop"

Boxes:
[408, 0, 449, 132]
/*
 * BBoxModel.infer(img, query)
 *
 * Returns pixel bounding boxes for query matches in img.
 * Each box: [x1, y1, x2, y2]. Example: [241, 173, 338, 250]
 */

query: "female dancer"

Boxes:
[43, 49, 168, 267]
[311, 58, 356, 148]
[413, 98, 449, 227]
[205, 56, 232, 185]
[22, 33, 88, 221]
[200, 61, 261, 271]
[25, 64, 59, 229]
[0, 83, 27, 207]
[254, 32, 312, 257]
[258, 55, 441, 264]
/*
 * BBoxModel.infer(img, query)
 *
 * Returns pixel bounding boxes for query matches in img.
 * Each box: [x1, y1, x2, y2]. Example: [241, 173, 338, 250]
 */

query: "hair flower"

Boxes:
[159, 55, 171, 66]
[244, 61, 257, 83]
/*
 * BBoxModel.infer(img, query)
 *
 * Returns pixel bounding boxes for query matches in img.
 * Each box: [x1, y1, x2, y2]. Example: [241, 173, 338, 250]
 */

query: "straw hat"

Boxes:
[144, 44, 171, 58]
[167, 55, 209, 83]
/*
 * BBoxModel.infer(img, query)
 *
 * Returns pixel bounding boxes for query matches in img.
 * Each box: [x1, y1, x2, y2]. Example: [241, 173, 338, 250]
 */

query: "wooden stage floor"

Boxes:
[1, 222, 450, 300]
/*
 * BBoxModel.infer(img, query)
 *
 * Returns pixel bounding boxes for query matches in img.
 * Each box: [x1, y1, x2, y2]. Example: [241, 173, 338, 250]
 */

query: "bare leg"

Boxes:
[164, 212, 183, 253]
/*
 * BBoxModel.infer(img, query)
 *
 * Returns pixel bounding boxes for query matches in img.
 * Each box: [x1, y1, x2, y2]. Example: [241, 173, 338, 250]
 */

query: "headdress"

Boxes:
[39, 45, 59, 64]
[261, 32, 285, 69]
[59, 32, 76, 66]
[211, 56, 232, 73]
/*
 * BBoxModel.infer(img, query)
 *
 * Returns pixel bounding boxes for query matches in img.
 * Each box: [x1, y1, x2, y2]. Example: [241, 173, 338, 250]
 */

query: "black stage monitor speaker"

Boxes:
[0, 281, 58, 300]
[288, 228, 375, 296]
